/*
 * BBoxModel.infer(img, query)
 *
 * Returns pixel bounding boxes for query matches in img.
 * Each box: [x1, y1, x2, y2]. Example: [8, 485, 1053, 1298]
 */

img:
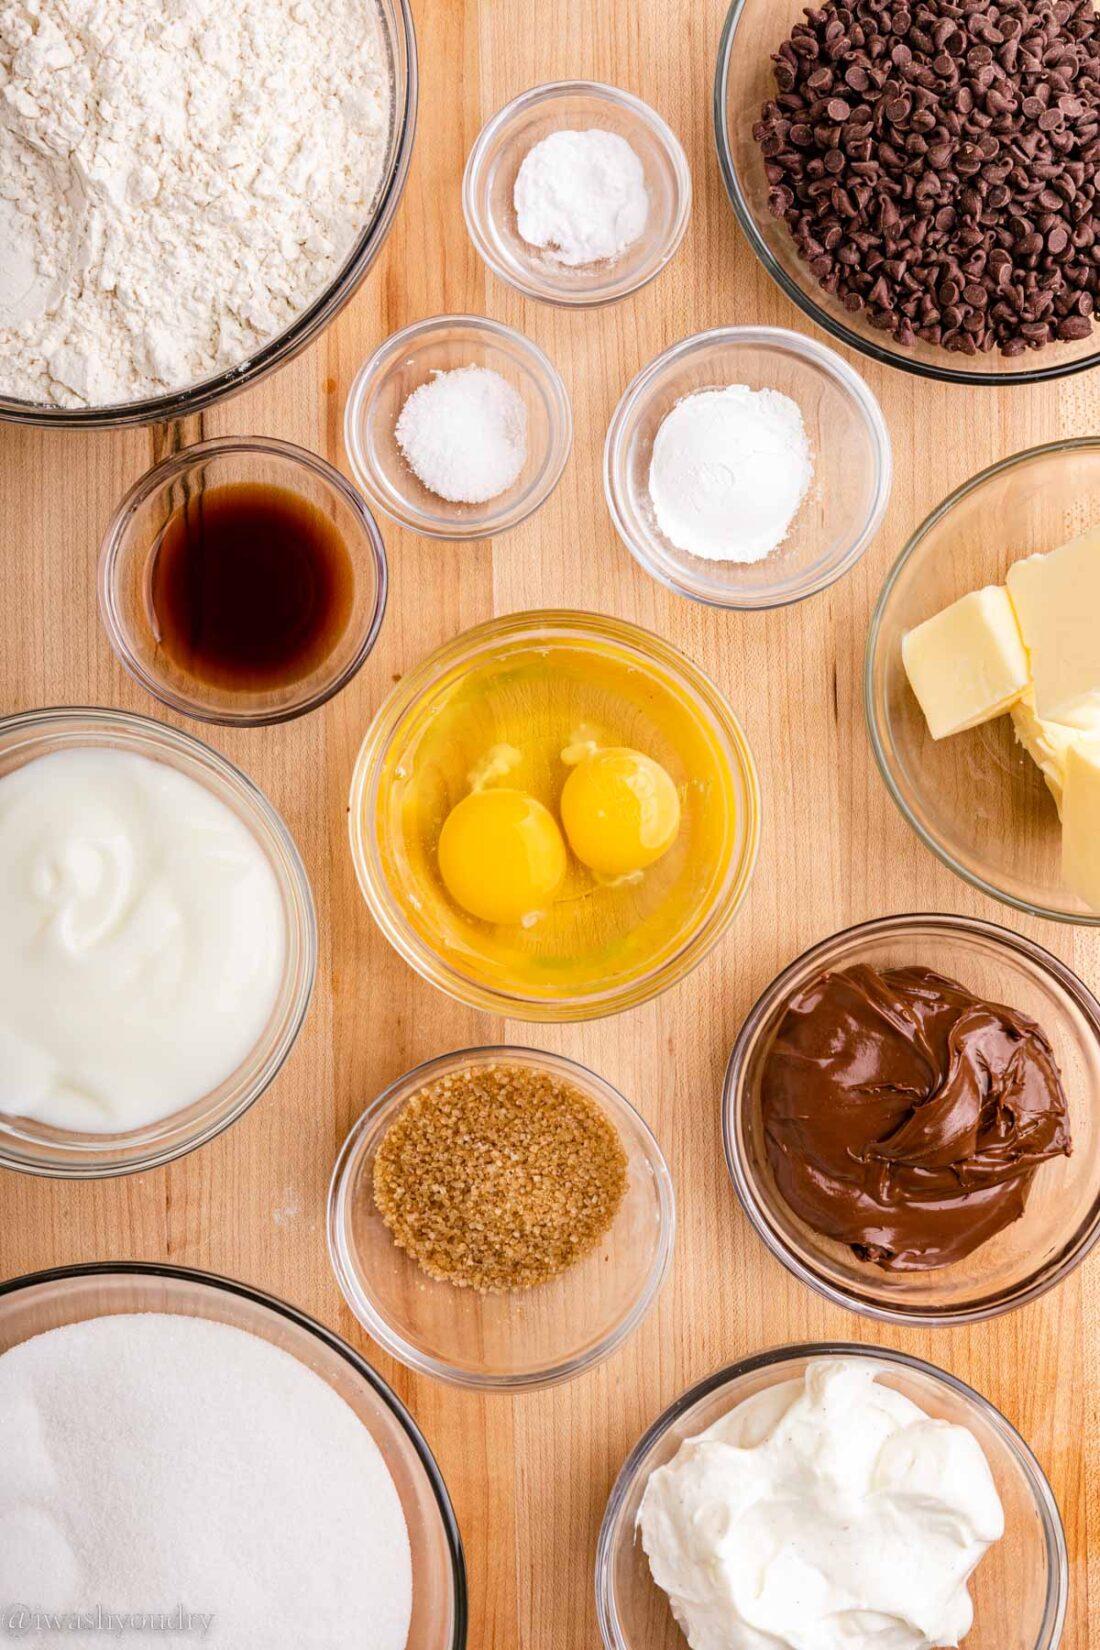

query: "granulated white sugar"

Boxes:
[0, 1313, 412, 1649]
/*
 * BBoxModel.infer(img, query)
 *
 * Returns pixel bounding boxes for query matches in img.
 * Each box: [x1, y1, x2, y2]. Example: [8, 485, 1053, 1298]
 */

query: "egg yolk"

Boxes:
[560, 747, 681, 879]
[437, 787, 567, 924]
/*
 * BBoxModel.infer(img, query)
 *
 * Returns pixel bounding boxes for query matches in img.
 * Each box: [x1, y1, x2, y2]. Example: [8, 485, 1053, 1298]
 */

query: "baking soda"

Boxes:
[514, 129, 649, 266]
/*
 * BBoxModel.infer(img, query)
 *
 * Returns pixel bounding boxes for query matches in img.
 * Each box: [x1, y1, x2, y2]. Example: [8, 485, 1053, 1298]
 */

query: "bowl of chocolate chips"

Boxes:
[715, 0, 1100, 383]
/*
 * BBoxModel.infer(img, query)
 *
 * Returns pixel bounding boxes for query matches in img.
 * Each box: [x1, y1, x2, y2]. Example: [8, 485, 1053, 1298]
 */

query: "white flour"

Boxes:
[0, 0, 392, 408]
[0, 1312, 413, 1649]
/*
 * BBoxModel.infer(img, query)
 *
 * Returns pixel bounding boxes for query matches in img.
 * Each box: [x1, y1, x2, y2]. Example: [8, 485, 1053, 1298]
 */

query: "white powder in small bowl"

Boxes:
[514, 129, 649, 267]
[648, 385, 814, 564]
[395, 365, 528, 505]
[0, 1312, 413, 1650]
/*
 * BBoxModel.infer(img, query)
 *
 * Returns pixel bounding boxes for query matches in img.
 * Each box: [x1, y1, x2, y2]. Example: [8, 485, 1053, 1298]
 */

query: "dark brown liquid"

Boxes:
[149, 481, 355, 692]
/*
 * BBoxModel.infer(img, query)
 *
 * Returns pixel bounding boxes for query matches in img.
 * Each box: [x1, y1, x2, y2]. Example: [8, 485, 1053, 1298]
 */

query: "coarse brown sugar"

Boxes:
[372, 1061, 629, 1293]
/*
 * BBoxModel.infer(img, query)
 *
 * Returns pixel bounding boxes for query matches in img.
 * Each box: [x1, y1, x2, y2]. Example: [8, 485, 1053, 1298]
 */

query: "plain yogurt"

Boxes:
[0, 748, 286, 1133]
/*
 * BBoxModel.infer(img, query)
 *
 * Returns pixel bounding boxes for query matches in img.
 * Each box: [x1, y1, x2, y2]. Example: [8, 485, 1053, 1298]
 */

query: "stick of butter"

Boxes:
[902, 585, 1029, 740]
[1009, 689, 1086, 816]
[1062, 739, 1100, 912]
[1006, 526, 1100, 730]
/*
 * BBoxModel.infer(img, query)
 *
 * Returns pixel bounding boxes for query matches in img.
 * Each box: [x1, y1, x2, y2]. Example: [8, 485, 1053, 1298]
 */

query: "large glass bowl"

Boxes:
[0, 0, 417, 429]
[0, 708, 316, 1178]
[866, 438, 1100, 923]
[0, 1264, 466, 1650]
[714, 0, 1100, 387]
[723, 915, 1100, 1325]
[597, 1343, 1067, 1650]
[328, 1046, 675, 1391]
[347, 610, 761, 1021]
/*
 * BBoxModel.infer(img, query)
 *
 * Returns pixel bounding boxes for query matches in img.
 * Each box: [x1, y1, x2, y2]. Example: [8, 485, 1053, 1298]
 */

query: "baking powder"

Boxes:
[648, 385, 813, 563]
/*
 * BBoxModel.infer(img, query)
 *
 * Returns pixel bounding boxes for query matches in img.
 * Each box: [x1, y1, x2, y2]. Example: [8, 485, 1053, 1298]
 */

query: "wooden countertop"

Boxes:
[0, 0, 1095, 1644]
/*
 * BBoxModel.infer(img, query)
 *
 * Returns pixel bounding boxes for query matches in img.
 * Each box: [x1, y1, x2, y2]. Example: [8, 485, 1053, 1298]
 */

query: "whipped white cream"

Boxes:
[637, 1357, 1004, 1650]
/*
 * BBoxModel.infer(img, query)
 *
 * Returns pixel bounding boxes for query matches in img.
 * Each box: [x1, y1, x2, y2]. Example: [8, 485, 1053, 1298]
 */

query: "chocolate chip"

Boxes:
[755, 0, 1100, 357]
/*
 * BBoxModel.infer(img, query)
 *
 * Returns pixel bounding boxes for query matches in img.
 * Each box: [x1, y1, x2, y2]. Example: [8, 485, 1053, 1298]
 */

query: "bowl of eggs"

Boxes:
[348, 610, 760, 1020]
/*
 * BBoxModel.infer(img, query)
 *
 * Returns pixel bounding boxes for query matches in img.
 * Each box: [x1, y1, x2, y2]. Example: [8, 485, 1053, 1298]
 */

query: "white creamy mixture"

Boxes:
[638, 1358, 1004, 1650]
[0, 748, 286, 1133]
[0, 0, 392, 408]
[514, 128, 649, 266]
[648, 385, 813, 563]
[0, 1313, 412, 1650]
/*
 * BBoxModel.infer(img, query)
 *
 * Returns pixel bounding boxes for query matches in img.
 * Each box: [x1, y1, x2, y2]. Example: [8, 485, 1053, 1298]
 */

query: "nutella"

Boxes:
[761, 965, 1072, 1271]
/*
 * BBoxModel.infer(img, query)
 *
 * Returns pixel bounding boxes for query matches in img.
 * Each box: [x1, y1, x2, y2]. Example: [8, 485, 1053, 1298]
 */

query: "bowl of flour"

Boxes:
[0, 1263, 467, 1649]
[0, 0, 417, 425]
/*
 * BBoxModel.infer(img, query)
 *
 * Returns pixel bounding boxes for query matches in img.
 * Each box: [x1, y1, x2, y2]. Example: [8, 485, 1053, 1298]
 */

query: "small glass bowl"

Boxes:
[347, 609, 761, 1021]
[0, 1263, 466, 1649]
[723, 914, 1100, 1325]
[328, 1046, 675, 1391]
[715, 0, 1100, 388]
[344, 315, 572, 540]
[462, 80, 692, 308]
[867, 438, 1100, 923]
[0, 708, 316, 1178]
[98, 436, 388, 728]
[604, 326, 891, 609]
[597, 1342, 1067, 1650]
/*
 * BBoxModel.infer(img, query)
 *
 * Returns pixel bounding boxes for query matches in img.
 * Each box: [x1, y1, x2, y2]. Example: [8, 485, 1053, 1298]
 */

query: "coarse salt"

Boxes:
[395, 365, 527, 505]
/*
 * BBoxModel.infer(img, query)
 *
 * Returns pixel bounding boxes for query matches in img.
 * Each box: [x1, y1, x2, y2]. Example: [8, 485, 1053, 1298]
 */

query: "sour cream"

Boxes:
[0, 748, 286, 1133]
[638, 1357, 1004, 1650]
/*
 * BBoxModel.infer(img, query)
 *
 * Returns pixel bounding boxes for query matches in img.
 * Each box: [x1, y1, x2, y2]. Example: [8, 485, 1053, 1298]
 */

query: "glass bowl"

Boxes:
[344, 315, 572, 540]
[604, 326, 891, 609]
[347, 609, 760, 1021]
[98, 437, 388, 728]
[462, 80, 691, 308]
[328, 1046, 675, 1391]
[714, 0, 1100, 388]
[867, 438, 1100, 923]
[596, 1342, 1067, 1650]
[0, 1263, 466, 1649]
[723, 914, 1100, 1325]
[0, 0, 417, 430]
[0, 708, 316, 1178]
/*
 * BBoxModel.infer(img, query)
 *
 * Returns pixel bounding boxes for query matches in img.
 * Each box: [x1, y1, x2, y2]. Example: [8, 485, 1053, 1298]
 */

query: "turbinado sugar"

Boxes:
[0, 1314, 412, 1650]
[755, 0, 1100, 358]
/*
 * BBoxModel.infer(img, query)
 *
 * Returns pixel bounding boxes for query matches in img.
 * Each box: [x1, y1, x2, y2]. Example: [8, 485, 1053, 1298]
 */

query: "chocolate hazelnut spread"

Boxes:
[761, 965, 1072, 1271]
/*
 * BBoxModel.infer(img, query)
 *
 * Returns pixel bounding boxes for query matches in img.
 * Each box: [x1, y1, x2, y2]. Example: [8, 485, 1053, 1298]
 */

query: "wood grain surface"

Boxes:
[1, 0, 1097, 1645]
